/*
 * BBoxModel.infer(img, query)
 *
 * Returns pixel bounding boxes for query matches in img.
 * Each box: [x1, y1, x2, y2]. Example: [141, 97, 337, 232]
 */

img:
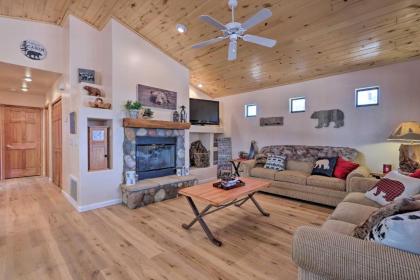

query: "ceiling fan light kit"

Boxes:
[192, 0, 277, 61]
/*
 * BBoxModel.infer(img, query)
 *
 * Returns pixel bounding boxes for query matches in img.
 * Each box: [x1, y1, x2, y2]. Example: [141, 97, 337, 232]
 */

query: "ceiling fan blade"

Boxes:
[199, 15, 226, 30]
[228, 40, 238, 61]
[242, 34, 277, 48]
[192, 37, 226, 48]
[241, 8, 272, 30]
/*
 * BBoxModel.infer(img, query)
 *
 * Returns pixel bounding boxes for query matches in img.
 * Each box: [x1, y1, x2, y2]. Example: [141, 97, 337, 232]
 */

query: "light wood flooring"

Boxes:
[0, 177, 332, 280]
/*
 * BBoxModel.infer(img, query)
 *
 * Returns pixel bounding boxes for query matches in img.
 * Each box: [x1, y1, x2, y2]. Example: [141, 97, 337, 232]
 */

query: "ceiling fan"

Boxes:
[192, 0, 277, 61]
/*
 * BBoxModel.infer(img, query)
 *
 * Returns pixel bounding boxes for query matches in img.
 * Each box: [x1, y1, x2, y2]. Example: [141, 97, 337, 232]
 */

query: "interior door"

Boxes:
[88, 126, 109, 171]
[4, 106, 41, 178]
[52, 99, 62, 187]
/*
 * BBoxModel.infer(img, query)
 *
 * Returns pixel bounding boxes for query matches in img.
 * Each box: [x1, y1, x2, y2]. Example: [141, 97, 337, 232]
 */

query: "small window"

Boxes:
[356, 87, 379, 107]
[245, 104, 257, 117]
[290, 97, 306, 113]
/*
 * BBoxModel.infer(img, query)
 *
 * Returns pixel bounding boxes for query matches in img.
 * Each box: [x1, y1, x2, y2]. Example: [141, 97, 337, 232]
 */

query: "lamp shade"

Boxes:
[388, 121, 420, 142]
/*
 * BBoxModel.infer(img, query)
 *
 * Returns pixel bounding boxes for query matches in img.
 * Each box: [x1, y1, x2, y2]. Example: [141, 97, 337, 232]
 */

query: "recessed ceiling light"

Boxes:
[24, 75, 32, 82]
[21, 87, 28, 92]
[198, 84, 203, 88]
[176, 24, 187, 33]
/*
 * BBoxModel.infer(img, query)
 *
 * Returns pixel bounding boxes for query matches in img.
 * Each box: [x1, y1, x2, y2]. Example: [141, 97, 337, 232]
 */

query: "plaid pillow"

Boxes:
[264, 154, 287, 171]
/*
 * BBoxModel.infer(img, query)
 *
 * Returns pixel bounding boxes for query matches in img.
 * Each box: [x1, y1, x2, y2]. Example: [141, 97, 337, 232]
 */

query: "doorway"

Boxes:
[2, 105, 42, 179]
[52, 99, 62, 187]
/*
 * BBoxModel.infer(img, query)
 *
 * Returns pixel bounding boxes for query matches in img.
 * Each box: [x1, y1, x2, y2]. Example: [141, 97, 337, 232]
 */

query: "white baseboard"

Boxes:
[61, 190, 122, 212]
[78, 199, 122, 212]
[62, 190, 79, 210]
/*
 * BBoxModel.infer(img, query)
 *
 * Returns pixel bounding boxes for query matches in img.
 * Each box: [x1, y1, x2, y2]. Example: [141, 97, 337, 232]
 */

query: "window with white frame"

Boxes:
[289, 97, 306, 113]
[355, 86, 379, 107]
[245, 104, 257, 117]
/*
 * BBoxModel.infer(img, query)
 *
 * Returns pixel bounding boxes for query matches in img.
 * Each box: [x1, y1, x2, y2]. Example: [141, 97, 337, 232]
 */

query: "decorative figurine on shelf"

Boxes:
[84, 85, 103, 97]
[142, 108, 154, 119]
[180, 105, 187, 123]
[88, 97, 112, 109]
[173, 110, 180, 122]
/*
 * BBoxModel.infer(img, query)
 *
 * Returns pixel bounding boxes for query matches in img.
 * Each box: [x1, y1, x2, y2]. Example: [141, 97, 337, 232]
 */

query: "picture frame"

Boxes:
[137, 84, 177, 110]
[78, 68, 95, 84]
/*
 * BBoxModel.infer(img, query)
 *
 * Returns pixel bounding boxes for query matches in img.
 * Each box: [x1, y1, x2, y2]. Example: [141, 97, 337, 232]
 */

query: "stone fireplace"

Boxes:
[123, 127, 186, 182]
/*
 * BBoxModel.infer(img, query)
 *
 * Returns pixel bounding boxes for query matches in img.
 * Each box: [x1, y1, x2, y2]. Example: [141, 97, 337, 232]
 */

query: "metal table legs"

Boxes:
[182, 193, 270, 246]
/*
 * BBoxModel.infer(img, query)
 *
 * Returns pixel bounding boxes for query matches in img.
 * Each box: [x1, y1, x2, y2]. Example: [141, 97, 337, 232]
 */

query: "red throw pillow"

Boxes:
[333, 157, 360, 179]
[410, 169, 420, 179]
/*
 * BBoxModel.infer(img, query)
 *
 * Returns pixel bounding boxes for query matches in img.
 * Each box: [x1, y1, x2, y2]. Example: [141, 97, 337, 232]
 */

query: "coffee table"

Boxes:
[179, 177, 270, 246]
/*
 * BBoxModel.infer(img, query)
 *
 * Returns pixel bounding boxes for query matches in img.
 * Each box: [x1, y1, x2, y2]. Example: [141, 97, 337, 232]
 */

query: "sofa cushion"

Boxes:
[286, 160, 313, 174]
[264, 154, 287, 171]
[343, 192, 381, 208]
[307, 175, 346, 191]
[322, 220, 357, 236]
[274, 170, 309, 185]
[311, 157, 338, 177]
[330, 202, 377, 225]
[250, 167, 277, 180]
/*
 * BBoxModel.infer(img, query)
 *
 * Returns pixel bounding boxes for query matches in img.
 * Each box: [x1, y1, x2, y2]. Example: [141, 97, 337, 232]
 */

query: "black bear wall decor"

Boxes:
[311, 109, 344, 128]
[20, 40, 47, 60]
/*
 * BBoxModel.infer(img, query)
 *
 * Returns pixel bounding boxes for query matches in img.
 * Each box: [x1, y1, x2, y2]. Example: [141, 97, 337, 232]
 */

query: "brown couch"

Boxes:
[293, 177, 420, 280]
[239, 145, 370, 206]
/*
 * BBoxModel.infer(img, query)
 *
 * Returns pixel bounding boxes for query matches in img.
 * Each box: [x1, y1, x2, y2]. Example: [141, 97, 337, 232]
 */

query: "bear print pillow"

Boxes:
[365, 171, 420, 206]
[367, 210, 420, 255]
[311, 157, 338, 177]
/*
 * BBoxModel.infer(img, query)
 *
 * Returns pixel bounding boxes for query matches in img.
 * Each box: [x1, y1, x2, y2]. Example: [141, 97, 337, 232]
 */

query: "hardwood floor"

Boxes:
[0, 177, 332, 280]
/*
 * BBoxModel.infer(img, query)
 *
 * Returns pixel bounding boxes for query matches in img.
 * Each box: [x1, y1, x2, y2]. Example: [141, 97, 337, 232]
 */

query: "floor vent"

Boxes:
[70, 176, 78, 201]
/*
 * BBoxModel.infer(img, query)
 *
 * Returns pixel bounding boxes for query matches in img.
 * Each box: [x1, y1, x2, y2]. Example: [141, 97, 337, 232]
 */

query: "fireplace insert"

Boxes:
[136, 136, 177, 180]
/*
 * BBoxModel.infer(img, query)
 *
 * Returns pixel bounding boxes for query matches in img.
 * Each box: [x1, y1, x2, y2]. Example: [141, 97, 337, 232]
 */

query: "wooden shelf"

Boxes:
[123, 118, 191, 130]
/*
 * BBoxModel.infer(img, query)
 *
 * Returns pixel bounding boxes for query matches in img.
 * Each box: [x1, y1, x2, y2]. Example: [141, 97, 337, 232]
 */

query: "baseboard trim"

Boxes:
[61, 190, 122, 212]
[62, 190, 79, 210]
[78, 199, 122, 212]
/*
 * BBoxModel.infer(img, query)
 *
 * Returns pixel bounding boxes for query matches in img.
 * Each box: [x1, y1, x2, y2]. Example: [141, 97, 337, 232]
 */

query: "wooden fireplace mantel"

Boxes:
[123, 118, 191, 130]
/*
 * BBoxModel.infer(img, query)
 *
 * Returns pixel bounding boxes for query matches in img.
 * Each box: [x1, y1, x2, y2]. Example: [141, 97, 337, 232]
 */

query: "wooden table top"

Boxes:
[179, 177, 270, 206]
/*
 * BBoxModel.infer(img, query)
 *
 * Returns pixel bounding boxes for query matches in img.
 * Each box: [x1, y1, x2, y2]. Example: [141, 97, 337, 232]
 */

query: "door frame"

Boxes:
[51, 97, 62, 187]
[44, 104, 50, 178]
[0, 105, 42, 180]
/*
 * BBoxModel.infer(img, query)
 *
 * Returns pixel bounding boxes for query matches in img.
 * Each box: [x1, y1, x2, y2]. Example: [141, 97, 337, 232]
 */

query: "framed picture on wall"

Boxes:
[78, 68, 95, 84]
[137, 84, 177, 110]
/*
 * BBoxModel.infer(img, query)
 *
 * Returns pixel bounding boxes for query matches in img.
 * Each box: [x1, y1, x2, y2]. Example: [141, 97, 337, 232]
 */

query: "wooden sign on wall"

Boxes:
[260, 117, 284, 127]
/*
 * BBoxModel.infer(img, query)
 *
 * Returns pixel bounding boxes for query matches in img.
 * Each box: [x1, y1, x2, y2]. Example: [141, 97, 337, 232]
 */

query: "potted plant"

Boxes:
[125, 100, 142, 119]
[142, 108, 154, 119]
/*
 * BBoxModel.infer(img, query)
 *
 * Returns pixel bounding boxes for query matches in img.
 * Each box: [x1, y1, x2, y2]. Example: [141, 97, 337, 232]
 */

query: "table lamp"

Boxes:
[388, 121, 420, 173]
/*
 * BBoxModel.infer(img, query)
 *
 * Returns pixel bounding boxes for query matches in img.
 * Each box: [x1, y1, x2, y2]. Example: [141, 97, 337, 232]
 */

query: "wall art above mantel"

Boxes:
[137, 84, 177, 110]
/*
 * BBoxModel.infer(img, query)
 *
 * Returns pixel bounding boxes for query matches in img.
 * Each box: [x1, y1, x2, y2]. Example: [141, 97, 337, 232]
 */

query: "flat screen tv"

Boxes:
[189, 98, 220, 125]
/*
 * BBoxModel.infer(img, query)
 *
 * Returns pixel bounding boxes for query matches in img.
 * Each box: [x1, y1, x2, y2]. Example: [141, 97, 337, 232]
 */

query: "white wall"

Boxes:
[0, 17, 64, 73]
[0, 91, 45, 107]
[219, 59, 420, 172]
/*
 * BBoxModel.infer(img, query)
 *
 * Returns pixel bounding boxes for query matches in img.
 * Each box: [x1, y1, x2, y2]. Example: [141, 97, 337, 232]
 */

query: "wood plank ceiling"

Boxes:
[1, 0, 420, 97]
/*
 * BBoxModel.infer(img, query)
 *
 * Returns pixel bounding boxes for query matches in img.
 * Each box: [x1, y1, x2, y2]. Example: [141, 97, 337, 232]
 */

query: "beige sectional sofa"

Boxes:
[293, 177, 420, 280]
[239, 145, 370, 206]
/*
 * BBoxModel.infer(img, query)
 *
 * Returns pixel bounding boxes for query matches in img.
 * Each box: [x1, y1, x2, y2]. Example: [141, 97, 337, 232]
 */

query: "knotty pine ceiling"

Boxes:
[1, 0, 420, 97]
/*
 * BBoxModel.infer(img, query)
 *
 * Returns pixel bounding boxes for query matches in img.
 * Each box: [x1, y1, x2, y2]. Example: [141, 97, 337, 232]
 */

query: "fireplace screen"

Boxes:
[136, 136, 177, 180]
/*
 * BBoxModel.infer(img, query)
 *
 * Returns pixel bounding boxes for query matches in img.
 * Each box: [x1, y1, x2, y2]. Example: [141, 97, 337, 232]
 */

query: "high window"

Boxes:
[290, 97, 306, 113]
[356, 86, 379, 107]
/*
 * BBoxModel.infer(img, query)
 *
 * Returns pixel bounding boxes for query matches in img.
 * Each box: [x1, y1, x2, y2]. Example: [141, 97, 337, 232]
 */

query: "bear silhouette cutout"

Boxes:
[372, 178, 405, 202]
[311, 109, 344, 128]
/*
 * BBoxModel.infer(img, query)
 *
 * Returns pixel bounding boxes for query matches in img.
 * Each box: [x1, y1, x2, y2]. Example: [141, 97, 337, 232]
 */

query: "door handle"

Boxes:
[104, 154, 108, 158]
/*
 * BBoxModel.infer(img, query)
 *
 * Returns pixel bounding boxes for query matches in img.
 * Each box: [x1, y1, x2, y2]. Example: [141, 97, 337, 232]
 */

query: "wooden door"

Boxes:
[88, 126, 109, 171]
[52, 100, 62, 187]
[4, 106, 41, 178]
[44, 106, 49, 177]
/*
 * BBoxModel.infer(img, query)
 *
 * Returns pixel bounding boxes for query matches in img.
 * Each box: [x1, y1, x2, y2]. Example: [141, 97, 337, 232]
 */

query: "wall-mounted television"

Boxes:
[189, 98, 220, 125]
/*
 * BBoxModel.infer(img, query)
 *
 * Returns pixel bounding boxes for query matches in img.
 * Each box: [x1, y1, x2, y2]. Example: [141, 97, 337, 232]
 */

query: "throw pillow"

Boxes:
[333, 157, 360, 179]
[264, 154, 287, 171]
[353, 197, 420, 239]
[365, 171, 420, 206]
[366, 210, 420, 255]
[410, 169, 420, 179]
[311, 157, 338, 177]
